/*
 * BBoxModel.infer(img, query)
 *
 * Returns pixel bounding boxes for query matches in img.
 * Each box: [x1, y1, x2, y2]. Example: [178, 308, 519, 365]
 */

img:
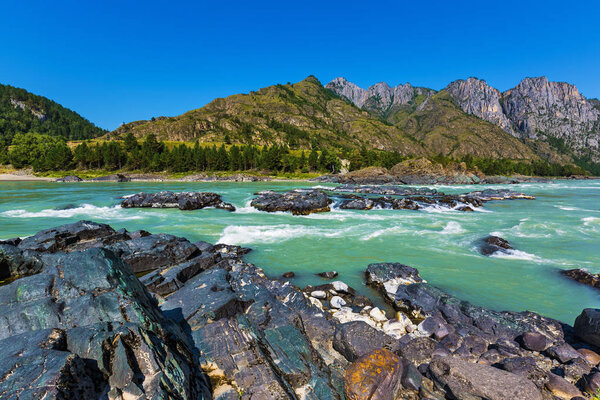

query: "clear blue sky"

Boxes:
[1, 0, 598, 130]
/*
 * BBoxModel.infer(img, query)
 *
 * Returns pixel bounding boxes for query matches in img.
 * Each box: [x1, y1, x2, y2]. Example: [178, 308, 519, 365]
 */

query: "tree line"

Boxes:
[0, 132, 596, 177]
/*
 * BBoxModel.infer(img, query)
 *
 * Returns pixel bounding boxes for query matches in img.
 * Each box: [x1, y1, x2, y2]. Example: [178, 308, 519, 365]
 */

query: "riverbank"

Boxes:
[1, 220, 600, 399]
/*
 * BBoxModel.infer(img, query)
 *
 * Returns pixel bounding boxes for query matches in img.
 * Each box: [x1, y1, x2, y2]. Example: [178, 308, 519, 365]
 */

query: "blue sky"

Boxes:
[1, 0, 598, 130]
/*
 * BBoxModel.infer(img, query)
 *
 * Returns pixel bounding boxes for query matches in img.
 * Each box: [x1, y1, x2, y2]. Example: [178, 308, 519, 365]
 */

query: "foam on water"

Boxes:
[1, 204, 145, 220]
[361, 226, 410, 241]
[490, 249, 543, 262]
[440, 221, 465, 235]
[217, 224, 358, 245]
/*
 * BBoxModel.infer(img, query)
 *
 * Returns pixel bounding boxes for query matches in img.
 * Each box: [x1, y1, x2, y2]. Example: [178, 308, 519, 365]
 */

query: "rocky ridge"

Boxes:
[328, 76, 600, 161]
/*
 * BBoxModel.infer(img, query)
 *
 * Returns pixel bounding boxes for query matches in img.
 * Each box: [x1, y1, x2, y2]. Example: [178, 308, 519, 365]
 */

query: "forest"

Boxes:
[0, 132, 593, 177]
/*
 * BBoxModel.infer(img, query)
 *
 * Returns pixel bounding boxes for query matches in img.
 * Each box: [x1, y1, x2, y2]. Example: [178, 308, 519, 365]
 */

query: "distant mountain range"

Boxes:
[2, 76, 599, 166]
[0, 84, 106, 146]
[111, 75, 600, 163]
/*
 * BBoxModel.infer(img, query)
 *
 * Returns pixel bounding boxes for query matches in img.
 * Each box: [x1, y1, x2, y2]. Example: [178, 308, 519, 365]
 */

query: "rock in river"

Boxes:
[251, 189, 331, 215]
[479, 235, 514, 256]
[121, 191, 235, 211]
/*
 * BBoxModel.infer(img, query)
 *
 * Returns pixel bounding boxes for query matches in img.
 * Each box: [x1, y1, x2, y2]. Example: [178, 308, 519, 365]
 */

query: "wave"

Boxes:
[582, 216, 600, 226]
[440, 221, 465, 235]
[217, 224, 356, 245]
[490, 249, 543, 262]
[1, 204, 146, 220]
[361, 226, 410, 241]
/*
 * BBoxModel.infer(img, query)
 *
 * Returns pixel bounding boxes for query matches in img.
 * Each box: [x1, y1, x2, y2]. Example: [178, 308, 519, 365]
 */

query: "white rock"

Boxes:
[406, 324, 417, 333]
[330, 295, 347, 309]
[331, 281, 349, 293]
[310, 290, 327, 299]
[308, 297, 324, 311]
[383, 320, 407, 339]
[332, 307, 376, 327]
[369, 307, 387, 323]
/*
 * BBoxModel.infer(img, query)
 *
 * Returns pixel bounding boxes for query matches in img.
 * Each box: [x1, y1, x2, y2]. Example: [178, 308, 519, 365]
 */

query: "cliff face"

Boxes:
[325, 78, 434, 117]
[502, 77, 600, 150]
[328, 76, 600, 160]
[445, 78, 515, 135]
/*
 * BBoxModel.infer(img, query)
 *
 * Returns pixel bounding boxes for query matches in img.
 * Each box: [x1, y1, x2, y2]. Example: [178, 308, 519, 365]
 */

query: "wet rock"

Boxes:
[0, 247, 211, 399]
[428, 357, 543, 400]
[251, 189, 331, 215]
[574, 308, 600, 347]
[122, 191, 235, 211]
[344, 348, 403, 400]
[340, 197, 375, 210]
[282, 271, 295, 278]
[55, 175, 83, 182]
[479, 235, 513, 256]
[545, 372, 583, 399]
[467, 189, 536, 201]
[560, 268, 600, 289]
[318, 270, 338, 279]
[334, 321, 400, 362]
[520, 331, 550, 352]
[366, 262, 424, 302]
[17, 220, 116, 252]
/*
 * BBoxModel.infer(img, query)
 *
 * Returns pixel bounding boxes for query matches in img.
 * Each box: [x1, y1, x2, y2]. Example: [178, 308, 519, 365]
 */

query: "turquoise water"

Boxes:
[0, 180, 599, 324]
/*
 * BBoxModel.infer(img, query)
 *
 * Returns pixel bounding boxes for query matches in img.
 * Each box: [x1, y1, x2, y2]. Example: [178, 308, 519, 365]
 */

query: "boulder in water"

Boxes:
[251, 189, 331, 215]
[121, 191, 235, 211]
[55, 175, 82, 182]
[479, 235, 514, 255]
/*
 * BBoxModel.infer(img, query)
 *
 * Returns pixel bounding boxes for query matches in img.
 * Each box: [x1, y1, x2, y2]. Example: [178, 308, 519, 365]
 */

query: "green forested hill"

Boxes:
[0, 83, 106, 146]
[110, 76, 544, 161]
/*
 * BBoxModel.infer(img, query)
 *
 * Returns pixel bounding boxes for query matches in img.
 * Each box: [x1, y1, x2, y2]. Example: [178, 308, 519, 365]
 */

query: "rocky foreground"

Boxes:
[1, 221, 600, 399]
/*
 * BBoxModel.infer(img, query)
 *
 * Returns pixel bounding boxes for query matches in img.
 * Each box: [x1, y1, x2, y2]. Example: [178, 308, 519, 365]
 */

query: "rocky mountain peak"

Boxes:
[326, 78, 434, 115]
[502, 77, 600, 150]
[446, 78, 514, 135]
[325, 77, 368, 107]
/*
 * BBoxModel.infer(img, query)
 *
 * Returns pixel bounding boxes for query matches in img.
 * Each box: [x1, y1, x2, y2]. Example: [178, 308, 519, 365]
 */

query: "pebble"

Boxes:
[330, 296, 346, 309]
[310, 290, 327, 299]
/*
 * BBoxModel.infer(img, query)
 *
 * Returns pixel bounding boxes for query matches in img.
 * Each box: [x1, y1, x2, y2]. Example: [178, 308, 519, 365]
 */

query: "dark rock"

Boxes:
[546, 343, 582, 364]
[17, 220, 116, 252]
[282, 271, 295, 278]
[563, 357, 592, 380]
[428, 357, 543, 400]
[520, 331, 550, 352]
[55, 175, 83, 182]
[121, 191, 235, 211]
[318, 270, 338, 279]
[585, 371, 600, 394]
[397, 337, 437, 365]
[401, 360, 423, 392]
[0, 247, 211, 399]
[251, 189, 331, 215]
[499, 357, 549, 389]
[545, 372, 583, 399]
[340, 197, 375, 210]
[479, 235, 514, 256]
[334, 321, 400, 362]
[366, 262, 423, 302]
[456, 205, 474, 212]
[575, 308, 600, 347]
[90, 173, 130, 182]
[344, 348, 403, 400]
[454, 335, 489, 360]
[560, 268, 600, 289]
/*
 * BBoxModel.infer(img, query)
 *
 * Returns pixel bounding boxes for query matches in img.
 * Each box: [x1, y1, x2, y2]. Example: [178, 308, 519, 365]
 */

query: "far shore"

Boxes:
[0, 173, 54, 181]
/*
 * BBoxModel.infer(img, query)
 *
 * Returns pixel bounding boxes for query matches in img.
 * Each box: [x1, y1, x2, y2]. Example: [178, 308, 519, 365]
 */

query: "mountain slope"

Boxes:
[0, 84, 106, 146]
[112, 76, 541, 161]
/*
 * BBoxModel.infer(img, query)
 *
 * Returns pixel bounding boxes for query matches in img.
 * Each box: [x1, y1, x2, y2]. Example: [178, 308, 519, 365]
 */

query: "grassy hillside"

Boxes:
[0, 84, 106, 146]
[112, 76, 549, 161]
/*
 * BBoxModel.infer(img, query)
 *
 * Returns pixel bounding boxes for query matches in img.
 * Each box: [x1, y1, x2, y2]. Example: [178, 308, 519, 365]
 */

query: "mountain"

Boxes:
[0, 83, 106, 146]
[112, 76, 540, 161]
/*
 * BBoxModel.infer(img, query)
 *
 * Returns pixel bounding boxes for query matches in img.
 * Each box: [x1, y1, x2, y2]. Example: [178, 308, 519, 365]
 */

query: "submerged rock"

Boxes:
[251, 189, 331, 215]
[122, 191, 235, 211]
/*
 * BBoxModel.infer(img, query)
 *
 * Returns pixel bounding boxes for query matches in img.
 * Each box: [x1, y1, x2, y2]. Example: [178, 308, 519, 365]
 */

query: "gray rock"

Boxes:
[251, 189, 331, 215]
[546, 343, 582, 364]
[333, 321, 399, 362]
[122, 191, 235, 211]
[574, 308, 600, 347]
[428, 357, 543, 400]
[520, 331, 550, 352]
[55, 175, 83, 182]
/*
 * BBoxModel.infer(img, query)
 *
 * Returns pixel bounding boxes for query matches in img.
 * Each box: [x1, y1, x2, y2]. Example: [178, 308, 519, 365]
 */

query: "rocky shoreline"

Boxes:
[1, 221, 600, 399]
